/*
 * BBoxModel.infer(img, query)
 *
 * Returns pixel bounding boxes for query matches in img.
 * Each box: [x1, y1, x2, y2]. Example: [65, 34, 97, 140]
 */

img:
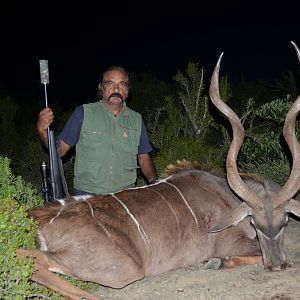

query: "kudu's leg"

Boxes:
[16, 249, 99, 300]
[205, 256, 262, 269]
[223, 255, 263, 268]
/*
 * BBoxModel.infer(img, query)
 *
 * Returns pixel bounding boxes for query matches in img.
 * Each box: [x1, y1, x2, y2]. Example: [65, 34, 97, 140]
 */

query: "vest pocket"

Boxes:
[81, 130, 108, 159]
[122, 164, 138, 186]
[74, 159, 106, 190]
[120, 140, 139, 155]
[118, 124, 139, 154]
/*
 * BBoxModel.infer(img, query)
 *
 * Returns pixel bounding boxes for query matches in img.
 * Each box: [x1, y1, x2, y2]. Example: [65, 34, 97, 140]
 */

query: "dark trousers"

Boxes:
[73, 188, 97, 196]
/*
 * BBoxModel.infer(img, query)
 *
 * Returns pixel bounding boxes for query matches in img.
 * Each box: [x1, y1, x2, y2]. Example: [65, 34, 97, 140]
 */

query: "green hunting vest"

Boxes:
[74, 100, 142, 194]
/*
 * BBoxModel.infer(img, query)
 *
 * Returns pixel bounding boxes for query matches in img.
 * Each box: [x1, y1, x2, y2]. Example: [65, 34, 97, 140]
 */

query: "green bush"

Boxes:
[239, 97, 298, 185]
[153, 137, 225, 176]
[0, 156, 98, 299]
[0, 156, 44, 207]
[0, 156, 64, 299]
[0, 197, 63, 299]
[0, 197, 34, 299]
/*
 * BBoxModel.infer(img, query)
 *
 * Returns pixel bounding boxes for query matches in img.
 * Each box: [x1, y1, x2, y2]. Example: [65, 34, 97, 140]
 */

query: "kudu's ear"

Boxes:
[285, 199, 300, 217]
[208, 202, 252, 233]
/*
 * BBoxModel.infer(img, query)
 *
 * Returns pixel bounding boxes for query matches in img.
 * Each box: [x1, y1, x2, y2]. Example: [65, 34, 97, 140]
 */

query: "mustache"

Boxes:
[108, 93, 123, 101]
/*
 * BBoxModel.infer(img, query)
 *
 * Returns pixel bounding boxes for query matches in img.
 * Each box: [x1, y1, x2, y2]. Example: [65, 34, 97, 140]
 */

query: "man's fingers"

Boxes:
[38, 108, 54, 132]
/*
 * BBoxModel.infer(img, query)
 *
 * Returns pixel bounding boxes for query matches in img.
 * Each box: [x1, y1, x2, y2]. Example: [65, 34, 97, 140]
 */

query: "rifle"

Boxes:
[39, 60, 69, 202]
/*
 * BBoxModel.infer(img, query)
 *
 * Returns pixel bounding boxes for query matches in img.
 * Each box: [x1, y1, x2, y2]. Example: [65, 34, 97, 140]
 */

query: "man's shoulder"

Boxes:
[68, 105, 84, 120]
[126, 105, 142, 118]
[83, 101, 99, 109]
[82, 101, 103, 115]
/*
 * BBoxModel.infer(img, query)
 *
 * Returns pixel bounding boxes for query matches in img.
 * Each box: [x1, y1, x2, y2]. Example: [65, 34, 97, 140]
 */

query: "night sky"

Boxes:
[1, 2, 300, 106]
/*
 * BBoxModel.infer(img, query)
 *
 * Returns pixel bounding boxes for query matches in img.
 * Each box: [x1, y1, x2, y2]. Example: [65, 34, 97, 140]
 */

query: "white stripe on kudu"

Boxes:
[145, 187, 180, 227]
[111, 193, 150, 248]
[85, 199, 111, 238]
[49, 208, 64, 224]
[165, 181, 199, 228]
[85, 199, 95, 217]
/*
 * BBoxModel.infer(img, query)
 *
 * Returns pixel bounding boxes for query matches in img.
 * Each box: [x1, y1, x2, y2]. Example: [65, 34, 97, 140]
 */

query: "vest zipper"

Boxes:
[107, 116, 116, 193]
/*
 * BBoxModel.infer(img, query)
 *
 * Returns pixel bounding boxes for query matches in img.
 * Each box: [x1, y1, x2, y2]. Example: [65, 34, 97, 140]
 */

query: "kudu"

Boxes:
[18, 41, 300, 300]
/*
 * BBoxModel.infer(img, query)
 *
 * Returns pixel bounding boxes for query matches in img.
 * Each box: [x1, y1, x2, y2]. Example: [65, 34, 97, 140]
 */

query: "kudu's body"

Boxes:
[19, 169, 262, 299]
[18, 41, 300, 300]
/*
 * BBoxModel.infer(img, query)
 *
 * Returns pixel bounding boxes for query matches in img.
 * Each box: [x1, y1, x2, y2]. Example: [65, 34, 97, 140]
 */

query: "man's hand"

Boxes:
[36, 107, 71, 157]
[138, 153, 157, 185]
[37, 107, 54, 147]
[37, 107, 54, 133]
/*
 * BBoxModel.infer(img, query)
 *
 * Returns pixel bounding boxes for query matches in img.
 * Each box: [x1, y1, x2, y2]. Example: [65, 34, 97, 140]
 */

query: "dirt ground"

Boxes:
[95, 217, 300, 300]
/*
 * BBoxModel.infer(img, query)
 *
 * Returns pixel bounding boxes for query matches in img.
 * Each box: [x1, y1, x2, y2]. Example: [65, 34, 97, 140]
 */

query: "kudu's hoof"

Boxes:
[204, 258, 223, 269]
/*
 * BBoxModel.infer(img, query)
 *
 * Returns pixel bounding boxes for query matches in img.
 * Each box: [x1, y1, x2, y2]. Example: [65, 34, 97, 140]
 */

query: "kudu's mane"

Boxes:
[163, 160, 264, 185]
[239, 172, 264, 185]
[162, 159, 225, 177]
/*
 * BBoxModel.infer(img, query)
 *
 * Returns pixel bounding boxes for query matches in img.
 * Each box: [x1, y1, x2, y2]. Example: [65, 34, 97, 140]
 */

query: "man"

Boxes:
[37, 66, 157, 195]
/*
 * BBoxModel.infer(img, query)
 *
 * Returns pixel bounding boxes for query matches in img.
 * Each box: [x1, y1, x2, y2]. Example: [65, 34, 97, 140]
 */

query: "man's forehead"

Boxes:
[103, 70, 128, 82]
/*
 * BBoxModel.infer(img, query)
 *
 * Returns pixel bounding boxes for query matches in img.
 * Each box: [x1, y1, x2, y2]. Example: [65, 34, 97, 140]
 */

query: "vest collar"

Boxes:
[100, 100, 129, 117]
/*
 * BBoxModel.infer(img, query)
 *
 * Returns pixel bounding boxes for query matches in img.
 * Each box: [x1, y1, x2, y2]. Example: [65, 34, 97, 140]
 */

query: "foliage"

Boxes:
[242, 159, 291, 187]
[0, 156, 62, 299]
[239, 97, 299, 185]
[146, 95, 185, 150]
[174, 62, 212, 139]
[210, 75, 235, 147]
[254, 96, 293, 124]
[0, 156, 98, 299]
[153, 137, 225, 176]
[219, 76, 232, 103]
[13, 139, 48, 189]
[142, 62, 236, 178]
[0, 156, 44, 207]
[0, 197, 58, 299]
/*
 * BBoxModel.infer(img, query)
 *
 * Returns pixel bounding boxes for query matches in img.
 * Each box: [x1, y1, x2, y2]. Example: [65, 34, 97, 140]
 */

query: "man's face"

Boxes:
[101, 70, 129, 106]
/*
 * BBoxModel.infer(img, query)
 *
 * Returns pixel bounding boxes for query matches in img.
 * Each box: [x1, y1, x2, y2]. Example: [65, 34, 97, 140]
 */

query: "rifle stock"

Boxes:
[40, 129, 69, 202]
[49, 129, 68, 199]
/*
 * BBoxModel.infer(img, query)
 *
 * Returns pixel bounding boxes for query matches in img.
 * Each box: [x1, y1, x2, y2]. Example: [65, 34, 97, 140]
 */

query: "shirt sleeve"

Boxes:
[58, 105, 84, 147]
[138, 119, 153, 154]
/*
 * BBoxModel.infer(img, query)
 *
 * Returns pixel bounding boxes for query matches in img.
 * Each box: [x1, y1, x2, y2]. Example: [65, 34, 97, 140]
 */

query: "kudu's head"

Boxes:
[208, 41, 300, 271]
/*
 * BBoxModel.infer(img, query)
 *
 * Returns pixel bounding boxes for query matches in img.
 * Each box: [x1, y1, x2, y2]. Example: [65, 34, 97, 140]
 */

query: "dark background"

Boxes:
[1, 1, 300, 106]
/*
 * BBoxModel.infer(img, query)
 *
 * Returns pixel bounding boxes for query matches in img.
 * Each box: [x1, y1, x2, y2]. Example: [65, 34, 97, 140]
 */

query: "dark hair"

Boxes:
[97, 66, 130, 99]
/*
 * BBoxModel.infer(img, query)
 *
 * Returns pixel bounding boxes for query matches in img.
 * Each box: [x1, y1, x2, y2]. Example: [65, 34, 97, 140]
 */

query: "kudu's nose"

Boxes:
[267, 261, 289, 271]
